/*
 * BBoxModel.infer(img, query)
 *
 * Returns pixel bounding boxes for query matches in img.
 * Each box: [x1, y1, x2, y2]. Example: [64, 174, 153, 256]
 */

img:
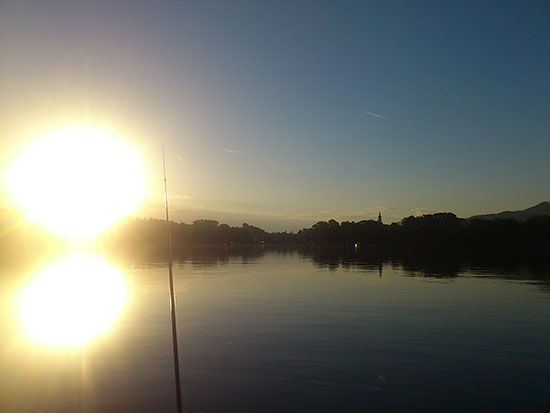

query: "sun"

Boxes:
[4, 126, 145, 238]
[17, 255, 127, 348]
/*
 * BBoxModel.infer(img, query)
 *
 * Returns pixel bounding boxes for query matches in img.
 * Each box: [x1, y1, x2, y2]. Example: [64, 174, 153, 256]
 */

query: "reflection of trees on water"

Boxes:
[110, 245, 305, 269]
[303, 246, 385, 273]
[112, 246, 269, 268]
[301, 245, 550, 292]
[4, 240, 549, 293]
[114, 244, 550, 292]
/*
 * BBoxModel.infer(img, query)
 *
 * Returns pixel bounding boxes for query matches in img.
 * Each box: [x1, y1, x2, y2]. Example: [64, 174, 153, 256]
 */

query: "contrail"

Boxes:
[224, 149, 240, 154]
[364, 110, 385, 119]
[176, 154, 185, 163]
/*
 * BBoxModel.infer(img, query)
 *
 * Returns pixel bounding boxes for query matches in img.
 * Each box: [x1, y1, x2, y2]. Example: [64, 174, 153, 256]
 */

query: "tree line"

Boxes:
[101, 212, 550, 250]
[1, 211, 549, 263]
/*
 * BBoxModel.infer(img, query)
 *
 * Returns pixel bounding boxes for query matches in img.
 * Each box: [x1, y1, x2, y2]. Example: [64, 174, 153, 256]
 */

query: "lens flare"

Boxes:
[4, 127, 145, 238]
[17, 255, 127, 348]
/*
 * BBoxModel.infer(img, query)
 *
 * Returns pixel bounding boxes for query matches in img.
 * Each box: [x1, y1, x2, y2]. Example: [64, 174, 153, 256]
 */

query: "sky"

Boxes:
[1, 1, 549, 231]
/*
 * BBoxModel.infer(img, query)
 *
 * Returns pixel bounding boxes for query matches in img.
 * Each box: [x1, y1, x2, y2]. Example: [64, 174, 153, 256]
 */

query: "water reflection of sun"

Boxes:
[17, 255, 127, 348]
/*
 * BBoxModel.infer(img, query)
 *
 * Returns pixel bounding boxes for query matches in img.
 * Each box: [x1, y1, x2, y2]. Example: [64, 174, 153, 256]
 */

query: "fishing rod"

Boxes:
[163, 143, 184, 413]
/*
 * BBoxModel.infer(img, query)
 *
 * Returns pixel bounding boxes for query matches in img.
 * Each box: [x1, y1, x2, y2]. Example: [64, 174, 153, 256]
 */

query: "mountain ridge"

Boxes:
[468, 201, 550, 222]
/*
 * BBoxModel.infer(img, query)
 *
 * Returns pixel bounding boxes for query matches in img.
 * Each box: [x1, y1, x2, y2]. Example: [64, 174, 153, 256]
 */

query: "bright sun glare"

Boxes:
[4, 127, 145, 238]
[17, 255, 127, 348]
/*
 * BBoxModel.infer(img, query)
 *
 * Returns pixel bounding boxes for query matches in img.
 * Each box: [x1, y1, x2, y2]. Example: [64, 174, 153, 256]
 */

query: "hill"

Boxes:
[468, 202, 550, 222]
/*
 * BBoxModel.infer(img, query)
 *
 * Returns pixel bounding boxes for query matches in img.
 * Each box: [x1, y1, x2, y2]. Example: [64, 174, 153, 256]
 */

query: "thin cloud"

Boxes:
[364, 110, 385, 119]
[410, 207, 436, 217]
[224, 149, 240, 154]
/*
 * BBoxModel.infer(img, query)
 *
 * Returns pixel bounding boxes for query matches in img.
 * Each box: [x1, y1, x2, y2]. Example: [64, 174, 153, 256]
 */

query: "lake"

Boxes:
[1, 247, 549, 412]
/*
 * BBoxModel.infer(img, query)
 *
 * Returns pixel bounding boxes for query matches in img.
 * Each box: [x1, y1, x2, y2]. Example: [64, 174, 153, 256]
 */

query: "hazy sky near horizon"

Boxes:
[1, 1, 549, 231]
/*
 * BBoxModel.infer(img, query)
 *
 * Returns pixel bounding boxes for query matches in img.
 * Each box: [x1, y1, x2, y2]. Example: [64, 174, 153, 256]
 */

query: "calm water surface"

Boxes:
[1, 249, 549, 412]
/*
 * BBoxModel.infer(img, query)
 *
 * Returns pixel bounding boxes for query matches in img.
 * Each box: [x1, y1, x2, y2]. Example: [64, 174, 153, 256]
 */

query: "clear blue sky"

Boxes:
[1, 1, 549, 230]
